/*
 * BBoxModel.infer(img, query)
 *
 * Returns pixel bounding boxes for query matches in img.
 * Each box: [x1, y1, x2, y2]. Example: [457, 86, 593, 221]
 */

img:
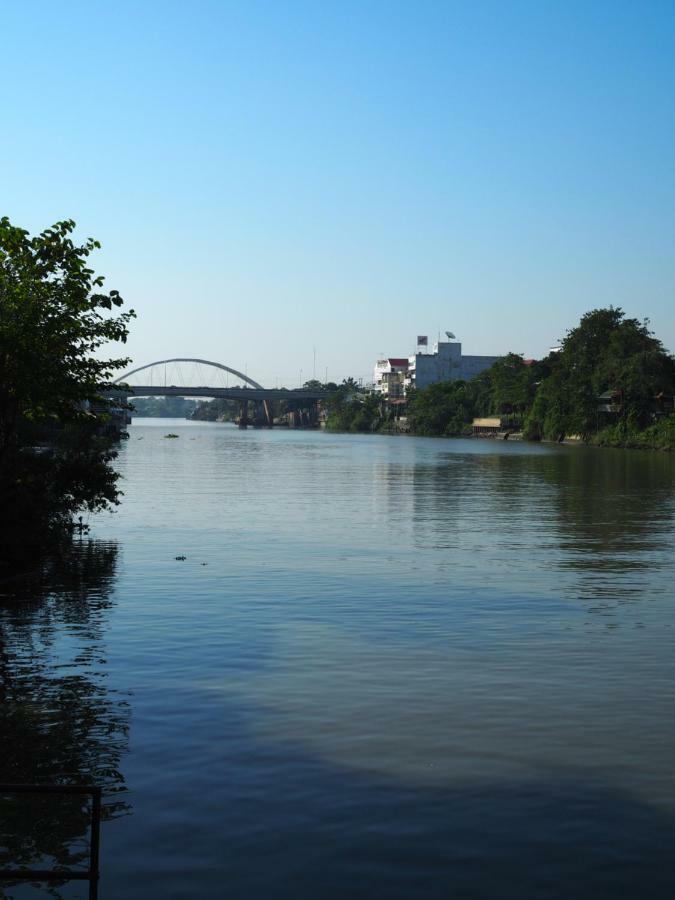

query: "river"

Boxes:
[2, 419, 674, 898]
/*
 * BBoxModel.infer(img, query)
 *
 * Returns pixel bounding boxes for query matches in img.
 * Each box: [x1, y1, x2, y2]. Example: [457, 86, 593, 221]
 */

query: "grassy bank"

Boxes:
[590, 416, 675, 451]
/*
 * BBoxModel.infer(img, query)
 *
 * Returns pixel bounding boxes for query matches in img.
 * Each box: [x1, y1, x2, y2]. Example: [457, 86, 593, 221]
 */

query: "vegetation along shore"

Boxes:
[325, 309, 675, 450]
[0, 218, 135, 567]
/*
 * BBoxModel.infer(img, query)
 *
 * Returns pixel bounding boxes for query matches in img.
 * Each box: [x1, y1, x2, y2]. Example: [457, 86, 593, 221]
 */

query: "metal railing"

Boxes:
[0, 783, 102, 900]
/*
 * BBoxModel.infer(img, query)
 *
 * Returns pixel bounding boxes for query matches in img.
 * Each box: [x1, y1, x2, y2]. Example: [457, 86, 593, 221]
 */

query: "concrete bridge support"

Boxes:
[237, 399, 274, 428]
[286, 401, 320, 428]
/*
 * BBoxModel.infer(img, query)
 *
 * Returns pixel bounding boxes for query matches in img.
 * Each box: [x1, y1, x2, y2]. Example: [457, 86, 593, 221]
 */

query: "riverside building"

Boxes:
[407, 339, 500, 390]
[373, 358, 409, 399]
[374, 337, 500, 395]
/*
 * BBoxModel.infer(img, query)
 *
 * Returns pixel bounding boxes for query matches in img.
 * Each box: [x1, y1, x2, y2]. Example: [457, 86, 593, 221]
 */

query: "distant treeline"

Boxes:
[130, 396, 237, 421]
[327, 308, 675, 450]
[131, 396, 199, 418]
[190, 398, 238, 421]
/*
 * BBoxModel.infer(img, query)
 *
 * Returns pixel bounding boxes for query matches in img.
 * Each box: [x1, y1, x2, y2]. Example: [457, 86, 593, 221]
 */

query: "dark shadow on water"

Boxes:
[0, 541, 131, 896]
[100, 686, 675, 900]
[192, 740, 675, 900]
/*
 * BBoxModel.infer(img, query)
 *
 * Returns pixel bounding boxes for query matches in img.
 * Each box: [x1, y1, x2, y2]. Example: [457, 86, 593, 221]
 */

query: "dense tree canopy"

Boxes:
[524, 308, 674, 440]
[406, 381, 473, 435]
[324, 379, 381, 432]
[0, 218, 135, 564]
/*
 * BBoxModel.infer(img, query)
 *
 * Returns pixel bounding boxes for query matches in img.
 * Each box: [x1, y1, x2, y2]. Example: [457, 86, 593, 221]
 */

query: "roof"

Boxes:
[472, 417, 502, 427]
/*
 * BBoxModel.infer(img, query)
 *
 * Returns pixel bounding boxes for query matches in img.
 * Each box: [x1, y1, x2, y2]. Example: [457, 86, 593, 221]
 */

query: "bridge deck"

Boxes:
[107, 386, 331, 401]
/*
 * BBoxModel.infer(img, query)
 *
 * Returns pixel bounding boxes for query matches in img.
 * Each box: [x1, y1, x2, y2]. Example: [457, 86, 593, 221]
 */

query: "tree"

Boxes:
[485, 354, 533, 416]
[190, 398, 238, 421]
[323, 380, 381, 432]
[0, 218, 135, 563]
[524, 308, 674, 440]
[407, 382, 474, 435]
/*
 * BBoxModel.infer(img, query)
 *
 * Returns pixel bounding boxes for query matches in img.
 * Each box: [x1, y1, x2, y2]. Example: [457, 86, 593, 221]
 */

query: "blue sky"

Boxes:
[2, 1, 674, 386]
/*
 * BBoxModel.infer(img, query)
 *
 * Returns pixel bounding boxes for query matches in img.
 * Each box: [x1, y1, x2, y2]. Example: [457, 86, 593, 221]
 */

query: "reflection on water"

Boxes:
[2, 422, 675, 898]
[0, 541, 130, 893]
[543, 450, 674, 608]
[409, 443, 674, 604]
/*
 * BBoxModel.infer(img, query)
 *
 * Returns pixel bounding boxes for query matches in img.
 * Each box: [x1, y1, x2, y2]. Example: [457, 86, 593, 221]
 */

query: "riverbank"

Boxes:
[332, 419, 674, 451]
[588, 418, 675, 451]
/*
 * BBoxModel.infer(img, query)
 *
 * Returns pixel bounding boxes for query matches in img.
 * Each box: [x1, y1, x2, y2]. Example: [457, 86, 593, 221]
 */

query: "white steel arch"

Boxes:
[113, 358, 264, 390]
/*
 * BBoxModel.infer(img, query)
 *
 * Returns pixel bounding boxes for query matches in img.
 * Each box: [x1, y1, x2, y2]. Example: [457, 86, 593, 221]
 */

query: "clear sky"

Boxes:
[2, 1, 674, 386]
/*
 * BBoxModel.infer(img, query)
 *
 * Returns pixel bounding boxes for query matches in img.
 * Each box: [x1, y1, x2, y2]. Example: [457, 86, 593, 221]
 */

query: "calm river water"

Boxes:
[2, 419, 675, 899]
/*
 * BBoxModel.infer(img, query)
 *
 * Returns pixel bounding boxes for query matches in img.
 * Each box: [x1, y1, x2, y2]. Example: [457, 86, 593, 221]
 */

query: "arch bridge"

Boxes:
[110, 358, 330, 427]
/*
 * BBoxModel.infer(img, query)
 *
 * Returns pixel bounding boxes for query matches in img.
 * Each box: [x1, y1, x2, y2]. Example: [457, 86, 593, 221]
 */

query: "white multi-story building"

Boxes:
[374, 340, 500, 396]
[404, 340, 500, 391]
[373, 358, 409, 399]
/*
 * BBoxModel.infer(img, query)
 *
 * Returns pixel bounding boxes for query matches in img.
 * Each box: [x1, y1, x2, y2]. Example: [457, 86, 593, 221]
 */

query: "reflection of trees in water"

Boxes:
[407, 446, 674, 603]
[534, 449, 675, 606]
[409, 450, 557, 550]
[0, 541, 131, 888]
[537, 449, 674, 562]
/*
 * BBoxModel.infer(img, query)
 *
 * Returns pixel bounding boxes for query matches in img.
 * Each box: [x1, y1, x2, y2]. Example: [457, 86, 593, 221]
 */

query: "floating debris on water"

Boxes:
[175, 555, 186, 561]
[164, 433, 179, 439]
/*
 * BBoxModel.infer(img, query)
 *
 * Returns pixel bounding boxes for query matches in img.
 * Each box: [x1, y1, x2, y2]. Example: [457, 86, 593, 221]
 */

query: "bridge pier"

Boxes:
[238, 399, 249, 428]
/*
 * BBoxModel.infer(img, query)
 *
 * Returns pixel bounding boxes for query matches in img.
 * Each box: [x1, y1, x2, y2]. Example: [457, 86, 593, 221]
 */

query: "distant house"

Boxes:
[373, 358, 409, 399]
[597, 389, 622, 414]
[598, 388, 674, 419]
[653, 391, 674, 416]
[472, 416, 520, 437]
[472, 417, 501, 436]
